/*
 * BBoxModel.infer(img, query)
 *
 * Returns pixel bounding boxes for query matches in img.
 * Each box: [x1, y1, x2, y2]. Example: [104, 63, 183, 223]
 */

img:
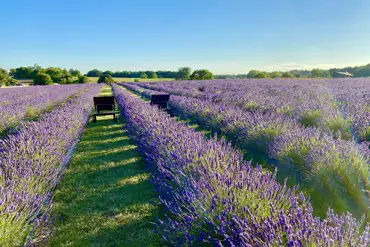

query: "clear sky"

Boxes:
[1, 0, 370, 74]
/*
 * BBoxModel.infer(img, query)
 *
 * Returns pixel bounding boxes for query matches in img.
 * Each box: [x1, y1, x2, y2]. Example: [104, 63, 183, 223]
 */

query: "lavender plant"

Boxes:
[0, 84, 92, 134]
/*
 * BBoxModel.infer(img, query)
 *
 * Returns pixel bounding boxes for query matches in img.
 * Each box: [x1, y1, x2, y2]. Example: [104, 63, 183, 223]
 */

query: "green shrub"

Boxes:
[244, 101, 259, 111]
[97, 74, 115, 84]
[0, 68, 17, 86]
[325, 117, 352, 140]
[360, 126, 370, 141]
[190, 69, 214, 80]
[59, 76, 74, 84]
[78, 75, 89, 84]
[299, 110, 322, 127]
[33, 73, 53, 85]
[134, 79, 140, 82]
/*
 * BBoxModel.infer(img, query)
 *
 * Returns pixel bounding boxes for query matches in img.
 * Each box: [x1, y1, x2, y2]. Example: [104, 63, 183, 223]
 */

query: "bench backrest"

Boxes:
[93, 96, 115, 112]
[150, 94, 170, 108]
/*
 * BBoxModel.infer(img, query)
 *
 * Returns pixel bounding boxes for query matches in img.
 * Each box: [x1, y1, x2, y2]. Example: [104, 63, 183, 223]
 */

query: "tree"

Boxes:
[59, 75, 74, 84]
[247, 70, 260, 78]
[190, 69, 214, 80]
[0, 68, 17, 86]
[103, 70, 114, 76]
[98, 74, 115, 84]
[86, 69, 102, 77]
[33, 73, 53, 85]
[176, 67, 191, 80]
[281, 72, 296, 78]
[78, 75, 89, 84]
[69, 69, 81, 77]
[151, 72, 158, 79]
[140, 72, 148, 79]
[270, 71, 282, 78]
[44, 67, 72, 83]
[12, 66, 34, 79]
[253, 72, 270, 78]
[311, 68, 331, 78]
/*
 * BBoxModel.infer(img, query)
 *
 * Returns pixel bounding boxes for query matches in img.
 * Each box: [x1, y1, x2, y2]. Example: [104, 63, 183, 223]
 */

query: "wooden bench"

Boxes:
[93, 96, 117, 122]
[150, 94, 170, 108]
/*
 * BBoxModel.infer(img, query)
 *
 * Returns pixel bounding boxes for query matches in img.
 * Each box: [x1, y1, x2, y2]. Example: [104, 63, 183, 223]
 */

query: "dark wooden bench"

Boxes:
[93, 96, 117, 122]
[150, 94, 170, 108]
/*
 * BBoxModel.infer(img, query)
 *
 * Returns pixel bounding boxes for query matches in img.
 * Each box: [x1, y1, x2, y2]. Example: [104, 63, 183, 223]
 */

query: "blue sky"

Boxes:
[1, 0, 370, 74]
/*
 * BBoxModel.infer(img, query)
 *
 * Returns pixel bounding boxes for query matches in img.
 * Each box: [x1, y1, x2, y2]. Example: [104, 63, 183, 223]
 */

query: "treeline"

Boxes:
[87, 67, 214, 80]
[9, 65, 88, 85]
[216, 63, 370, 79]
[86, 69, 177, 79]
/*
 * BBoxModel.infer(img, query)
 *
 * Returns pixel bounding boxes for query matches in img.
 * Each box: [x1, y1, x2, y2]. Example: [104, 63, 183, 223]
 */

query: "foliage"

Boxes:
[270, 71, 282, 78]
[311, 68, 331, 78]
[112, 71, 131, 77]
[176, 67, 191, 80]
[68, 69, 81, 77]
[98, 74, 115, 84]
[86, 69, 102, 77]
[247, 69, 261, 78]
[189, 69, 214, 80]
[11, 66, 35, 79]
[253, 71, 270, 78]
[281, 71, 296, 78]
[77, 75, 89, 84]
[44, 68, 72, 83]
[102, 70, 114, 76]
[151, 72, 158, 78]
[33, 73, 53, 85]
[140, 72, 148, 79]
[0, 68, 17, 86]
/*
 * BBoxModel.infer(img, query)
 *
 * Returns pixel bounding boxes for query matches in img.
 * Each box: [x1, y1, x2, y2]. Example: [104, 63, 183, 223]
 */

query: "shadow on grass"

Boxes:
[48, 116, 165, 247]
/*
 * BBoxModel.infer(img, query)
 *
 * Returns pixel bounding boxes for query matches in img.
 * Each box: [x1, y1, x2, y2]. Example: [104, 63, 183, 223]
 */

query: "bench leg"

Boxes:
[113, 114, 117, 121]
[93, 115, 97, 123]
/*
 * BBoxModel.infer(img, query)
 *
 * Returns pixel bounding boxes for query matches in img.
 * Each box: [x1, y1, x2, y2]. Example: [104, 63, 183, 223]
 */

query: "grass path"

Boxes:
[48, 86, 164, 247]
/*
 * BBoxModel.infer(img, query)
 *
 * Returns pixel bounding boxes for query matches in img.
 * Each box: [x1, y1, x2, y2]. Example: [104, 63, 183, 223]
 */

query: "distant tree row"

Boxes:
[216, 69, 331, 79]
[10, 65, 88, 85]
[86, 67, 214, 81]
[86, 69, 177, 79]
[175, 67, 214, 80]
[216, 64, 370, 79]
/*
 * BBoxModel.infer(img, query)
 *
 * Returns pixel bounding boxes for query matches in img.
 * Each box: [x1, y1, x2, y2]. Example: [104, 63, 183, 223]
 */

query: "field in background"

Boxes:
[87, 77, 175, 83]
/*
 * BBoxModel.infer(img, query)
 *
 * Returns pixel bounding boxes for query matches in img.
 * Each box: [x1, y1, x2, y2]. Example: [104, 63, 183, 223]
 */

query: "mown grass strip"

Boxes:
[48, 86, 164, 247]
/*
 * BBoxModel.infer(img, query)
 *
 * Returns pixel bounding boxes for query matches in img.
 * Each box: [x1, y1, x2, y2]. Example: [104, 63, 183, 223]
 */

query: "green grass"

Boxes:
[87, 77, 174, 83]
[47, 86, 164, 247]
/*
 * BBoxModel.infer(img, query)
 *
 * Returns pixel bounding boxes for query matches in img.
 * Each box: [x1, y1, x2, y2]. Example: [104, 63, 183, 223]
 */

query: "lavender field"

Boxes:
[0, 84, 103, 245]
[0, 79, 369, 246]
[126, 79, 370, 218]
[115, 80, 370, 246]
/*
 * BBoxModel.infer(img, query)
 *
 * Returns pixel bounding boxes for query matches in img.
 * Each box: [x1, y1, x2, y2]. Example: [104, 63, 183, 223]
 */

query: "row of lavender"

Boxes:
[0, 84, 102, 246]
[0, 84, 92, 134]
[122, 82, 369, 220]
[136, 79, 370, 142]
[112, 84, 369, 246]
